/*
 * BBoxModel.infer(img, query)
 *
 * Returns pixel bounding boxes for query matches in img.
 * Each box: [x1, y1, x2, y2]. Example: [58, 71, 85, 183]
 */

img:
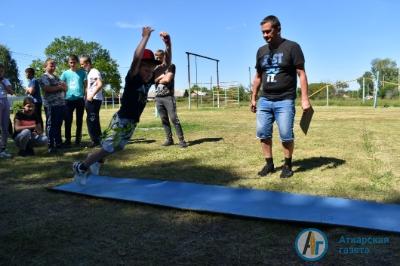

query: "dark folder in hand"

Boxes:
[300, 106, 314, 135]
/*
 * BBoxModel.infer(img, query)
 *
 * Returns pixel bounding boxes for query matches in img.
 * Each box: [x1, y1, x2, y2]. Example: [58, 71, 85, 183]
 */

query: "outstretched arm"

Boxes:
[129, 26, 154, 77]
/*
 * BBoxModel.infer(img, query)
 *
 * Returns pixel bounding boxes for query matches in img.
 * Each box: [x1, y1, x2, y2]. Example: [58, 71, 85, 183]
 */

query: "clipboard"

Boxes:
[300, 106, 314, 135]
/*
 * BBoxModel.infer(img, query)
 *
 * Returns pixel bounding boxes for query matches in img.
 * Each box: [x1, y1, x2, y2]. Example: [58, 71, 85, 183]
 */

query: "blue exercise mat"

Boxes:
[52, 175, 400, 233]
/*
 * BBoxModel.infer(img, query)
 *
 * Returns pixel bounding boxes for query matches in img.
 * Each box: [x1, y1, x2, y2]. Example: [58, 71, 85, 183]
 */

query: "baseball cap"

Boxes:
[142, 49, 158, 65]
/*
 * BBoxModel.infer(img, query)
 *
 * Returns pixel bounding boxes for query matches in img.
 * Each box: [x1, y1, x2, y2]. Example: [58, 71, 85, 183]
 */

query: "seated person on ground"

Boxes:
[13, 97, 48, 156]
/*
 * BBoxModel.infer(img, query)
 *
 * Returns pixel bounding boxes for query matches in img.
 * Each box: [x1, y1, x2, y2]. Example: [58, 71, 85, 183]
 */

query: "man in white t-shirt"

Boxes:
[0, 63, 15, 158]
[80, 56, 103, 147]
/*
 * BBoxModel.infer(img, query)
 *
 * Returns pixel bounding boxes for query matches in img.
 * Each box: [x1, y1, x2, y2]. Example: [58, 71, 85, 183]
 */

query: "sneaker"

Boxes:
[89, 162, 101, 175]
[72, 161, 89, 185]
[87, 141, 100, 148]
[162, 139, 174, 146]
[0, 150, 12, 158]
[179, 140, 188, 148]
[48, 147, 58, 154]
[62, 140, 71, 149]
[26, 146, 35, 156]
[280, 165, 294, 178]
[18, 149, 28, 157]
[257, 163, 275, 176]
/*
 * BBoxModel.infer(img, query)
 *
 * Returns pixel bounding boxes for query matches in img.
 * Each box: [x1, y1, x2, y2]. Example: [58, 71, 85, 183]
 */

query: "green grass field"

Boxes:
[1, 103, 400, 265]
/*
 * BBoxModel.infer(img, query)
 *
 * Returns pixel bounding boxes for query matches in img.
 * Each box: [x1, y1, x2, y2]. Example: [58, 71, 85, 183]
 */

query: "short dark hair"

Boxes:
[44, 58, 55, 68]
[68, 54, 79, 62]
[25, 67, 35, 75]
[260, 15, 281, 33]
[23, 96, 35, 106]
[80, 55, 92, 64]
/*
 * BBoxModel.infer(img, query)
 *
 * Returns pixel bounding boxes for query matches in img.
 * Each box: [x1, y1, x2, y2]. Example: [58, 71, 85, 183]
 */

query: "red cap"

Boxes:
[142, 49, 157, 64]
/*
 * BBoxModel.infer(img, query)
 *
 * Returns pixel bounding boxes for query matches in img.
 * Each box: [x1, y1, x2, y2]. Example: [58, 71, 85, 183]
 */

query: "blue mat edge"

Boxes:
[48, 175, 400, 235]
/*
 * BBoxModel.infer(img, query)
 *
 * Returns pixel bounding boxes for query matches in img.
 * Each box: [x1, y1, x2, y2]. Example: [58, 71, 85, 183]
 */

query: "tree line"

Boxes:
[308, 58, 399, 99]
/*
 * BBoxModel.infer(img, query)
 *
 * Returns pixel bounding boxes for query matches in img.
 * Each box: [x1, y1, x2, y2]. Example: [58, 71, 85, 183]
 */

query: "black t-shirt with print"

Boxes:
[117, 70, 154, 122]
[255, 39, 305, 100]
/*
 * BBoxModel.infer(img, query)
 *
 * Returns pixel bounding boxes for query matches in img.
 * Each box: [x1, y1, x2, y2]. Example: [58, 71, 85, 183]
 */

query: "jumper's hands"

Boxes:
[142, 26, 154, 38]
[160, 32, 171, 45]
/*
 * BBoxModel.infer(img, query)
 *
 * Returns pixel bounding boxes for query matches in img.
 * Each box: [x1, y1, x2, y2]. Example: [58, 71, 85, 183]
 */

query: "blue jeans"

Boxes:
[256, 97, 295, 142]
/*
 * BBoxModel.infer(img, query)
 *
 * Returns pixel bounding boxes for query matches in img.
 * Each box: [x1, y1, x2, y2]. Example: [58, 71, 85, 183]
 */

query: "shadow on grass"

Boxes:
[127, 138, 157, 144]
[290, 156, 346, 173]
[100, 157, 241, 186]
[188, 137, 223, 147]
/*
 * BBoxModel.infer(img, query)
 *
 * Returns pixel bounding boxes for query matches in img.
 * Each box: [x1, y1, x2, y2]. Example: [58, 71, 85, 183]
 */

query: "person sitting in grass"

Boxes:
[13, 97, 48, 156]
[72, 26, 172, 184]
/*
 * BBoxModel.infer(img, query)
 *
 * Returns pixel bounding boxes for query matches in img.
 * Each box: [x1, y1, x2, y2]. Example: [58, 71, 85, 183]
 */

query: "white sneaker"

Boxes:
[0, 150, 12, 158]
[72, 161, 89, 185]
[89, 162, 101, 175]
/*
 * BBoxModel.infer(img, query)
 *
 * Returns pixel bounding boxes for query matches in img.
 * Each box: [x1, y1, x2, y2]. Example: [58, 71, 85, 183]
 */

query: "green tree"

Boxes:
[0, 44, 23, 94]
[357, 71, 375, 97]
[308, 82, 331, 99]
[30, 36, 121, 92]
[334, 81, 350, 96]
[370, 58, 398, 98]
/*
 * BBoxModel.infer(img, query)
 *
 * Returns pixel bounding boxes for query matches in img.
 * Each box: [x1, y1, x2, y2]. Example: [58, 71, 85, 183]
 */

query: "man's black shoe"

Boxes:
[162, 139, 174, 146]
[280, 165, 294, 178]
[258, 164, 275, 176]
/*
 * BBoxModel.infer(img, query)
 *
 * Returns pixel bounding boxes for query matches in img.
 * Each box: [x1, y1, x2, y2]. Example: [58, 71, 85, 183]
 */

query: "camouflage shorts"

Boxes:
[101, 113, 137, 153]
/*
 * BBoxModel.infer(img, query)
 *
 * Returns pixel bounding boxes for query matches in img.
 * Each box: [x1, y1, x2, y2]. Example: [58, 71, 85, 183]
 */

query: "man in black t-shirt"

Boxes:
[72, 26, 172, 184]
[154, 49, 187, 148]
[250, 15, 312, 178]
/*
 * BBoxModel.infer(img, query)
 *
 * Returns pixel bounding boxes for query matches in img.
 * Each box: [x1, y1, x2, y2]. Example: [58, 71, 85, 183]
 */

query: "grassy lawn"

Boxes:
[1, 103, 399, 265]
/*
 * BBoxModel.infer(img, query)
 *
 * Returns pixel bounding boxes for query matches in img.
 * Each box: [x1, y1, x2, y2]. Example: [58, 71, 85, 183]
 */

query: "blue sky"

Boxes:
[1, 0, 399, 90]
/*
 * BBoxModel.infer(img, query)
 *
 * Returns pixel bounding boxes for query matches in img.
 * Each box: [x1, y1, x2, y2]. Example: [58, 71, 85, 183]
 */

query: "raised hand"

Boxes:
[142, 26, 154, 38]
[160, 32, 171, 45]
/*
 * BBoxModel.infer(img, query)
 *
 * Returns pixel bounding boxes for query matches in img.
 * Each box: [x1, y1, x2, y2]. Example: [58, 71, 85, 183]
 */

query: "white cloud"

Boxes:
[0, 22, 15, 28]
[225, 22, 247, 31]
[115, 21, 142, 29]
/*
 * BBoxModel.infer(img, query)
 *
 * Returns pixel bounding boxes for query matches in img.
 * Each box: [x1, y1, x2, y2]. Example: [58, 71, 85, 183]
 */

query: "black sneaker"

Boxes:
[18, 149, 28, 157]
[87, 141, 100, 148]
[26, 146, 35, 156]
[179, 140, 188, 148]
[258, 164, 275, 176]
[162, 139, 174, 146]
[48, 147, 58, 154]
[280, 165, 294, 178]
[61, 141, 71, 149]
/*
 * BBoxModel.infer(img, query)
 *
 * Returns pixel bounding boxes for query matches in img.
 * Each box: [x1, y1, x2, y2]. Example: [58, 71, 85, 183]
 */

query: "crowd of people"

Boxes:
[1, 14, 311, 181]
